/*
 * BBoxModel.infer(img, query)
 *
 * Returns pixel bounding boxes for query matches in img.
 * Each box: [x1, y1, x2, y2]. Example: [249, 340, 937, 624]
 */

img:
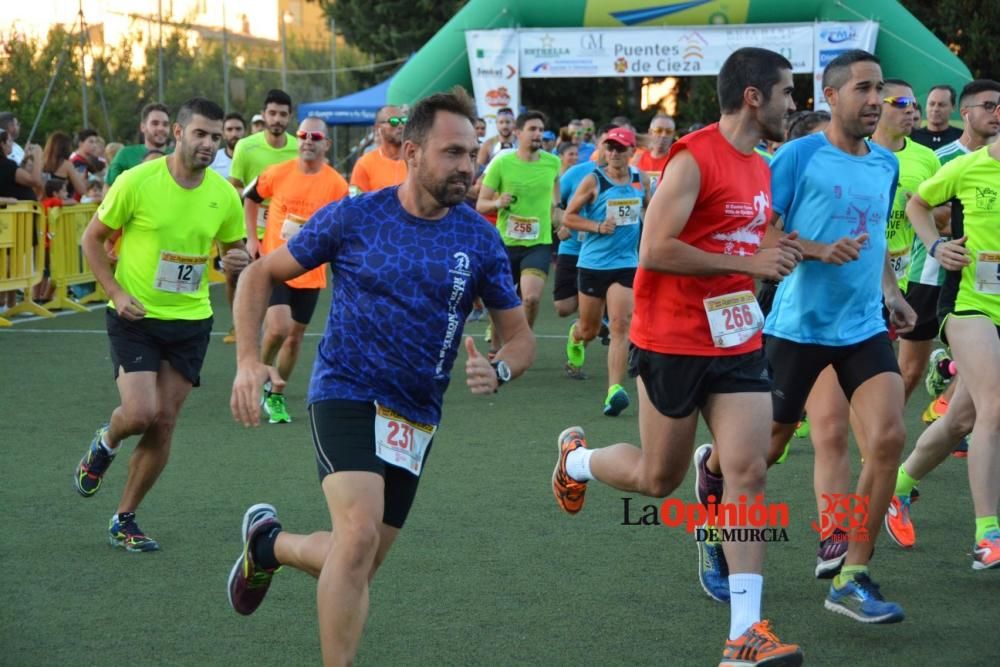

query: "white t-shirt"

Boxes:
[210, 148, 234, 179]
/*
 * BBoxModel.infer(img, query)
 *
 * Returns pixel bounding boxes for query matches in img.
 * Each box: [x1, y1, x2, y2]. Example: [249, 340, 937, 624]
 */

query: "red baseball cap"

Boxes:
[604, 127, 636, 148]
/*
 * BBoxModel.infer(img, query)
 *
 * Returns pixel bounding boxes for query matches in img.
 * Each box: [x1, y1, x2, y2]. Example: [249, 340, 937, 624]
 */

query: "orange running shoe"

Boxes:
[972, 531, 1000, 570]
[884, 495, 916, 548]
[720, 620, 803, 667]
[552, 426, 588, 515]
[921, 396, 948, 424]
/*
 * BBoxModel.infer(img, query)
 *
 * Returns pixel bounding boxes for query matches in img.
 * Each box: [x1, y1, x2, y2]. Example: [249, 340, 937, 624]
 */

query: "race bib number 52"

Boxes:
[703, 291, 764, 348]
[154, 251, 208, 293]
[374, 402, 437, 476]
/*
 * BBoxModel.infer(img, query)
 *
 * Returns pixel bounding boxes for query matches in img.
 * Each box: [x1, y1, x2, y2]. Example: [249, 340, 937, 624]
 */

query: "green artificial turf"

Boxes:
[0, 284, 993, 666]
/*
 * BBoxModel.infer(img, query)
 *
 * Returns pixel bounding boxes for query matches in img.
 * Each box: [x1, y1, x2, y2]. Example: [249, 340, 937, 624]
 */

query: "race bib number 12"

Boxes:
[154, 251, 208, 293]
[703, 291, 764, 348]
[374, 402, 437, 476]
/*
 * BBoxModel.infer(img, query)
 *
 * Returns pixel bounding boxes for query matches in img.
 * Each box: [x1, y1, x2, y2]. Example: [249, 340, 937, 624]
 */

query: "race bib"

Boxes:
[703, 291, 764, 348]
[154, 251, 208, 293]
[280, 213, 307, 241]
[256, 204, 269, 231]
[606, 197, 641, 226]
[890, 248, 911, 281]
[975, 251, 1000, 295]
[646, 173, 660, 192]
[507, 214, 540, 240]
[374, 402, 437, 476]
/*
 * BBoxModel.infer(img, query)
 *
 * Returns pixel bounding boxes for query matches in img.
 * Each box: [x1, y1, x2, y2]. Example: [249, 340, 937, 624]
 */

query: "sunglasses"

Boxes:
[383, 116, 407, 127]
[296, 130, 327, 141]
[967, 100, 1000, 113]
[604, 142, 629, 153]
[649, 127, 675, 136]
[883, 96, 916, 109]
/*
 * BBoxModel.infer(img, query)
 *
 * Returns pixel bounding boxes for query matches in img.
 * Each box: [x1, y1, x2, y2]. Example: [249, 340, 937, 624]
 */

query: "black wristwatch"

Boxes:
[491, 360, 512, 387]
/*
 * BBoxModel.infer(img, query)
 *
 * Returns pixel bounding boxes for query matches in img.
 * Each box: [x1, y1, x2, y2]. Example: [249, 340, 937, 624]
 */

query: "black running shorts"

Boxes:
[577, 267, 636, 300]
[105, 309, 212, 386]
[628, 345, 771, 419]
[505, 243, 552, 284]
[766, 333, 900, 424]
[308, 399, 432, 529]
[268, 283, 321, 325]
[553, 253, 579, 301]
[900, 283, 940, 342]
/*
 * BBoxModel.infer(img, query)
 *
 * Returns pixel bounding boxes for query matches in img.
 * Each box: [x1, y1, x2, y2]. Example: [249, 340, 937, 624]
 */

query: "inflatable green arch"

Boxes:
[387, 0, 971, 108]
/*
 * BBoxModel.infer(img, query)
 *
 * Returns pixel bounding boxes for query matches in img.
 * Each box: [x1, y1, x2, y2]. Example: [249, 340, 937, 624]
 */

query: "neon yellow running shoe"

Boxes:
[603, 384, 630, 416]
[566, 320, 585, 369]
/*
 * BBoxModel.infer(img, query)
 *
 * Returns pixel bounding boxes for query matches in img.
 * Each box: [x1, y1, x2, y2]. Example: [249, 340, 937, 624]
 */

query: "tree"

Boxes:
[900, 0, 997, 80]
[311, 0, 465, 62]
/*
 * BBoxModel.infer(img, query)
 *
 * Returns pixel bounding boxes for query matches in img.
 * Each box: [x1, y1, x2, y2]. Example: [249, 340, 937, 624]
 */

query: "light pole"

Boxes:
[280, 10, 294, 91]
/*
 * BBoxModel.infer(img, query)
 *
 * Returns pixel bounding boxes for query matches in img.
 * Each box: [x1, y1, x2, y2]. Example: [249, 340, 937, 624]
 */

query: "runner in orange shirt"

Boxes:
[631, 114, 675, 194]
[350, 105, 408, 194]
[244, 117, 350, 423]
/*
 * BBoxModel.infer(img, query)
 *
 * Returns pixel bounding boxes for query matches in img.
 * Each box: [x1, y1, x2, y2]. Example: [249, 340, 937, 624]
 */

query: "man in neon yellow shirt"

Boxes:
[229, 89, 299, 253]
[73, 97, 248, 552]
[904, 133, 1000, 570]
[871, 80, 941, 402]
[476, 110, 561, 349]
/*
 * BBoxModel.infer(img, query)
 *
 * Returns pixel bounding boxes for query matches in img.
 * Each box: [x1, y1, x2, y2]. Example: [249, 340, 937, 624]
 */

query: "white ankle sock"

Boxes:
[728, 573, 763, 640]
[565, 447, 594, 482]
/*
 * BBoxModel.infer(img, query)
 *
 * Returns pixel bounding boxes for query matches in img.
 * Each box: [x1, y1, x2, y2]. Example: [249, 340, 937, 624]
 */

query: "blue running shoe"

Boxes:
[697, 539, 730, 603]
[603, 384, 630, 416]
[74, 425, 116, 497]
[824, 573, 904, 623]
[108, 513, 160, 552]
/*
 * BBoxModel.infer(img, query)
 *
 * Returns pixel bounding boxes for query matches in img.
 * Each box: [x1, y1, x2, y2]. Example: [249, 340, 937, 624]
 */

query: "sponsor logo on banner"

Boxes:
[813, 22, 879, 111]
[466, 30, 520, 136]
[518, 24, 815, 78]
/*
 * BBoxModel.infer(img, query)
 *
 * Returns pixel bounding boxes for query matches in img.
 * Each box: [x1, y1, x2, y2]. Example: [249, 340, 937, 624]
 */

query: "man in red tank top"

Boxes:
[551, 48, 805, 666]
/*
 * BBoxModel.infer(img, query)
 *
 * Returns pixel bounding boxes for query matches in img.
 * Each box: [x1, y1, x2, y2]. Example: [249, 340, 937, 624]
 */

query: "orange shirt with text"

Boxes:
[257, 160, 349, 289]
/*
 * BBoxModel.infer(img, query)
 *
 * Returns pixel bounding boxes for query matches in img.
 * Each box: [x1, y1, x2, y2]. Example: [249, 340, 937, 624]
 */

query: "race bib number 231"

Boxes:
[374, 402, 437, 476]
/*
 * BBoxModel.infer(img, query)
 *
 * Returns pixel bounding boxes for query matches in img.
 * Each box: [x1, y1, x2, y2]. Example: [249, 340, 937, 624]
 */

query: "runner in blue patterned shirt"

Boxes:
[226, 88, 535, 665]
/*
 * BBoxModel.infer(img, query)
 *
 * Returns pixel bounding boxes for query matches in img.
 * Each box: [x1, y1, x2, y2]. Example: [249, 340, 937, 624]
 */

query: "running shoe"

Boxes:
[223, 326, 236, 344]
[924, 348, 953, 396]
[564, 362, 588, 380]
[884, 495, 916, 549]
[108, 512, 160, 552]
[815, 529, 848, 579]
[228, 503, 282, 615]
[921, 397, 948, 424]
[74, 425, 116, 497]
[566, 320, 585, 369]
[720, 620, 803, 667]
[603, 384, 630, 416]
[484, 322, 493, 344]
[972, 530, 1000, 570]
[952, 435, 969, 458]
[263, 393, 292, 424]
[552, 427, 588, 515]
[697, 539, 730, 603]
[824, 572, 904, 623]
[693, 443, 724, 506]
[793, 417, 810, 439]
